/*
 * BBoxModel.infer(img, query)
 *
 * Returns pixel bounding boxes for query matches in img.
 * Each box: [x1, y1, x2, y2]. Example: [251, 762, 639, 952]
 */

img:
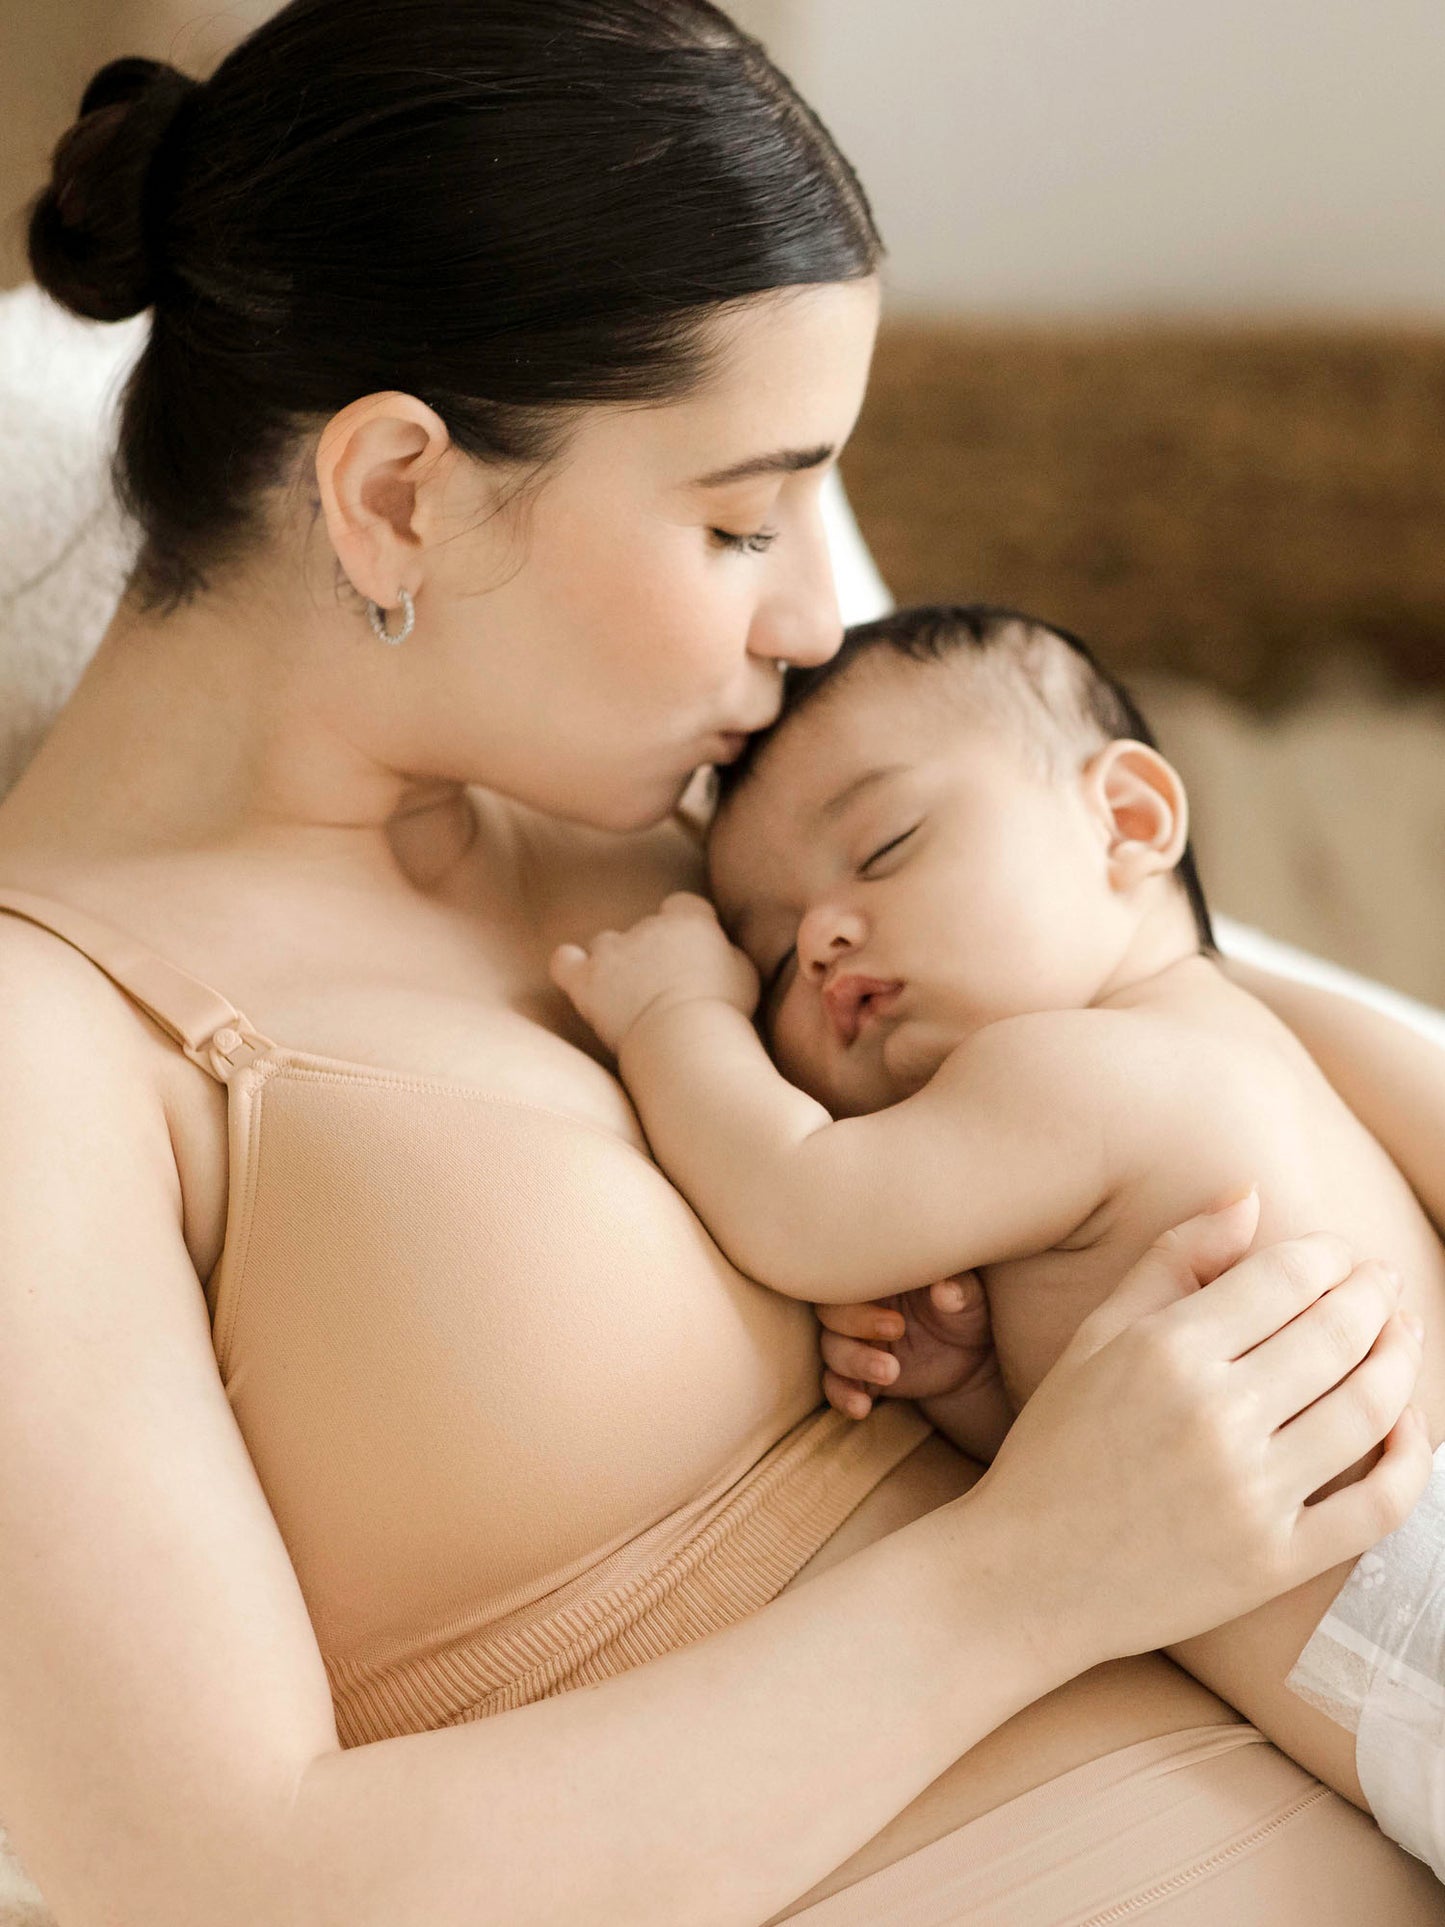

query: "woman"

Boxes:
[0, 4, 1437, 1921]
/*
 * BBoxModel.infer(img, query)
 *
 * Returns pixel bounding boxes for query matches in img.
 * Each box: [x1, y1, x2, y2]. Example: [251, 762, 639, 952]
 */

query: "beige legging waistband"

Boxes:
[778, 1724, 1445, 1925]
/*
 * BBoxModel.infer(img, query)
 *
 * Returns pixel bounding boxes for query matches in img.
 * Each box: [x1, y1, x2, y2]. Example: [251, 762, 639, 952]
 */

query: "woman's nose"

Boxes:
[747, 518, 844, 670]
[797, 902, 867, 982]
[752, 597, 842, 672]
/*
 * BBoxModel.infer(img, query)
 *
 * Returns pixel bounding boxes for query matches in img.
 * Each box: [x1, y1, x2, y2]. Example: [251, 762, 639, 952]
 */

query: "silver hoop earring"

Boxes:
[367, 588, 415, 646]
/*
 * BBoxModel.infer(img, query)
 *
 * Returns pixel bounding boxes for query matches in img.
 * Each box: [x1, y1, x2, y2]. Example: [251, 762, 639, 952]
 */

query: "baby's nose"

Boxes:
[798, 904, 866, 980]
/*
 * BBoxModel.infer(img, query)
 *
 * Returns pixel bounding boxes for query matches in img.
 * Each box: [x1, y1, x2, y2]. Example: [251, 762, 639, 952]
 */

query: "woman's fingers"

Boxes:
[820, 1328, 899, 1387]
[1243, 1259, 1406, 1430]
[1161, 1230, 1360, 1359]
[1069, 1190, 1260, 1358]
[1273, 1307, 1424, 1488]
[1292, 1405, 1433, 1578]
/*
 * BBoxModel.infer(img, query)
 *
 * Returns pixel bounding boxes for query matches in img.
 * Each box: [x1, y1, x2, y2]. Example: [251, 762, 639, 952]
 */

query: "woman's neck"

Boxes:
[0, 572, 478, 900]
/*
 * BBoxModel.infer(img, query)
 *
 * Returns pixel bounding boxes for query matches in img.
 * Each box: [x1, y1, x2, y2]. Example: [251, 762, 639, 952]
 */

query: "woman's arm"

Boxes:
[1228, 959, 1445, 1233]
[1166, 967, 1445, 1810]
[2, 942, 1428, 1927]
[287, 1202, 1430, 1927]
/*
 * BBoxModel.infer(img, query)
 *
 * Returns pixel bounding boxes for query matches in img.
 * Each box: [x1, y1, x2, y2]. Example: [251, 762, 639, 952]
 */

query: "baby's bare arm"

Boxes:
[618, 1002, 1126, 1302]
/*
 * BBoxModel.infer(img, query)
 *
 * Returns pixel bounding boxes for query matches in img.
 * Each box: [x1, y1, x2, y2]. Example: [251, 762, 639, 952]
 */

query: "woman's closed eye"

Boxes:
[710, 525, 780, 555]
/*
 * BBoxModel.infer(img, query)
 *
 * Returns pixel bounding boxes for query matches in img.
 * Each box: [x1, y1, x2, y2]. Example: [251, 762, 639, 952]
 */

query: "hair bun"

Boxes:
[28, 57, 201, 323]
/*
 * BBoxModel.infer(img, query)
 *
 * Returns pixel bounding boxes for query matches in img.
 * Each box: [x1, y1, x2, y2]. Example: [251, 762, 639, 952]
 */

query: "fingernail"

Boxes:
[937, 1283, 966, 1310]
[1402, 1312, 1425, 1346]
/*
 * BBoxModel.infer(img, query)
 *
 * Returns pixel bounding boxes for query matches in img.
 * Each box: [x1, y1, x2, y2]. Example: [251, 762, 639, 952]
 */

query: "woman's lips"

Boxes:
[821, 974, 905, 1046]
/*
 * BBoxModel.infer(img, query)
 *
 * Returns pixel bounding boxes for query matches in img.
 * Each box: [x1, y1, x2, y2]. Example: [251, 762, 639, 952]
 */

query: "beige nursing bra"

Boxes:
[0, 887, 928, 1745]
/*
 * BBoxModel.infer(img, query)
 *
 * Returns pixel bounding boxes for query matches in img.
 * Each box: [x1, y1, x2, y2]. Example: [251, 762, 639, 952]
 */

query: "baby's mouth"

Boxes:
[821, 973, 906, 1046]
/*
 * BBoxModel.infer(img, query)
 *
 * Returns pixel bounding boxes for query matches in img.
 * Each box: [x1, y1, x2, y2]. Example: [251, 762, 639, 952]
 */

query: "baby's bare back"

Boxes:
[983, 965, 1445, 1437]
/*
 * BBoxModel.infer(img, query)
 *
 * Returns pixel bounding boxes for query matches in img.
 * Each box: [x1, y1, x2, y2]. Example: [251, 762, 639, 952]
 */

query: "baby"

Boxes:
[552, 601, 1444, 1465]
[554, 608, 1445, 1873]
[552, 607, 1445, 1878]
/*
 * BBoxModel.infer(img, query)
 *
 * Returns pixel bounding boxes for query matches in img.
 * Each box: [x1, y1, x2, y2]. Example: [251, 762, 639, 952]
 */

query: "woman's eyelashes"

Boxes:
[710, 525, 780, 555]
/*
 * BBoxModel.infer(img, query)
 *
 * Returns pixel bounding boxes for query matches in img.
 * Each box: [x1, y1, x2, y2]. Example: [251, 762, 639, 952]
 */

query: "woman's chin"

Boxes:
[542, 767, 704, 836]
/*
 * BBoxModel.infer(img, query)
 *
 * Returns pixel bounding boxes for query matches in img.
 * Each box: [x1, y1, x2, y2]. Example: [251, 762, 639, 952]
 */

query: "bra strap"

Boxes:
[0, 887, 274, 1082]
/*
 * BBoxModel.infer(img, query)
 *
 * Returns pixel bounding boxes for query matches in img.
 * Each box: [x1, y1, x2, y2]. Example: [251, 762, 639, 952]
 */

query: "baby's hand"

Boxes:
[817, 1274, 997, 1417]
[550, 892, 760, 1053]
[819, 1274, 1015, 1461]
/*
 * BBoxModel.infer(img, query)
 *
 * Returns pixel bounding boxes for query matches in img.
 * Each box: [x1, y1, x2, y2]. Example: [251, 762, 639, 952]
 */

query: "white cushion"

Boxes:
[0, 285, 145, 799]
[823, 466, 893, 626]
[1214, 915, 1445, 1050]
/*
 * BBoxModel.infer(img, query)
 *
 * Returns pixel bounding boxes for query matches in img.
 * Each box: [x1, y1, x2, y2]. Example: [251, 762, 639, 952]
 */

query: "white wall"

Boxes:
[776, 0, 1445, 317]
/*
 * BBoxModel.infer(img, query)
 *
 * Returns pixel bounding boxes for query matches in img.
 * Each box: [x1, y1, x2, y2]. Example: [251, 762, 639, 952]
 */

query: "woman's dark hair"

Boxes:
[717, 602, 1217, 953]
[29, 0, 881, 610]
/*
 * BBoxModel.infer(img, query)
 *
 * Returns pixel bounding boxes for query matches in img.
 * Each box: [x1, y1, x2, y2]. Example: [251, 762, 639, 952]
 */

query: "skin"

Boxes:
[0, 275, 1435, 1923]
[550, 645, 1443, 1814]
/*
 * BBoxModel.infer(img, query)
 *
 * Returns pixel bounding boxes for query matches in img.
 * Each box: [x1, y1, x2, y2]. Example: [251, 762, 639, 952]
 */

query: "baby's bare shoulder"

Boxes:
[941, 1000, 1263, 1160]
[946, 1003, 1191, 1094]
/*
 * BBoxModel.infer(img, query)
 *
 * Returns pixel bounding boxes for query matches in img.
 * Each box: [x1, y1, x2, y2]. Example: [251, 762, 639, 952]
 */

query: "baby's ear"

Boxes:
[1082, 740, 1189, 891]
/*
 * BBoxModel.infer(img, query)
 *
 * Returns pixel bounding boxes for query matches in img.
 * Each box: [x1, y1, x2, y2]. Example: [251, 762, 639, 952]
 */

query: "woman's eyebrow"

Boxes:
[690, 443, 835, 489]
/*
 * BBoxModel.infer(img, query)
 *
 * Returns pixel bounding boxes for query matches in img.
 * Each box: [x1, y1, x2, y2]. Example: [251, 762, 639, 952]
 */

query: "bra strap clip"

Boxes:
[187, 1020, 271, 1084]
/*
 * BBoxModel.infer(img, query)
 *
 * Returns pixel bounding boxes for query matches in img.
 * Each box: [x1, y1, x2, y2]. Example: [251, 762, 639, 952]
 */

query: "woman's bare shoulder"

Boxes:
[0, 908, 199, 1189]
[0, 908, 165, 1066]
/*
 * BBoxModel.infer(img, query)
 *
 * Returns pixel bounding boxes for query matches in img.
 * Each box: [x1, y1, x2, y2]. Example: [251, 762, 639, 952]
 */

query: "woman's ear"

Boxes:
[313, 391, 453, 608]
[1082, 739, 1190, 892]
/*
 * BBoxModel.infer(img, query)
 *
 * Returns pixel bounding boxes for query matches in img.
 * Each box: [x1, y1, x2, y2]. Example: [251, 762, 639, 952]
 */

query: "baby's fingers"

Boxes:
[660, 891, 721, 923]
[821, 1328, 899, 1390]
[548, 941, 590, 992]
[816, 1300, 906, 1343]
[823, 1368, 876, 1422]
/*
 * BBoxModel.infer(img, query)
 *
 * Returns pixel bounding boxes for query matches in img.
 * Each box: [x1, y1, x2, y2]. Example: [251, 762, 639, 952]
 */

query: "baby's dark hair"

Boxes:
[715, 602, 1216, 952]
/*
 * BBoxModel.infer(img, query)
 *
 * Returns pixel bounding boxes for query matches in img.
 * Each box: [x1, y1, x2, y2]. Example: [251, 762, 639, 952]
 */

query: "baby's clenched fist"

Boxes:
[550, 891, 760, 1052]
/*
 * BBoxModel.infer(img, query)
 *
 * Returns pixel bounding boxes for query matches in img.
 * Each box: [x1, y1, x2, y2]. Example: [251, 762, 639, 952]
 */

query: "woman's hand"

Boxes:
[963, 1190, 1433, 1667]
[550, 891, 758, 1053]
